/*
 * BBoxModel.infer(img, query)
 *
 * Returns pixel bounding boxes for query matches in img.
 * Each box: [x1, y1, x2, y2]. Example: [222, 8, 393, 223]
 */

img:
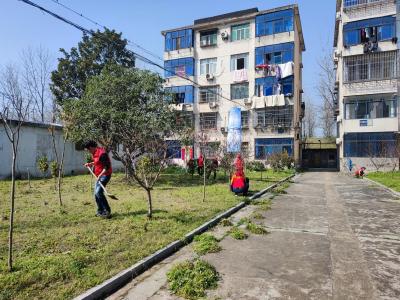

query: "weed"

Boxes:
[251, 212, 265, 220]
[253, 199, 273, 211]
[220, 218, 233, 227]
[273, 183, 290, 194]
[246, 221, 268, 235]
[192, 234, 221, 256]
[237, 217, 251, 226]
[167, 259, 218, 299]
[229, 227, 248, 240]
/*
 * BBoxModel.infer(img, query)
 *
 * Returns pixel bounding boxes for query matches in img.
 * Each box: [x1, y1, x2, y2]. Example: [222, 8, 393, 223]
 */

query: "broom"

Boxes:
[86, 166, 119, 200]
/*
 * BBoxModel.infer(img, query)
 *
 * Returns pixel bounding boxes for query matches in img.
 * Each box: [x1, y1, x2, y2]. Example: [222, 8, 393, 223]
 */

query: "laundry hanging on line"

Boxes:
[233, 69, 248, 82]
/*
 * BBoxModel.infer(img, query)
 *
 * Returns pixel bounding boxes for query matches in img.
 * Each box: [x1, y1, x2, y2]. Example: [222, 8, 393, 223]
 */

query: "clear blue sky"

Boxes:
[1, 0, 336, 106]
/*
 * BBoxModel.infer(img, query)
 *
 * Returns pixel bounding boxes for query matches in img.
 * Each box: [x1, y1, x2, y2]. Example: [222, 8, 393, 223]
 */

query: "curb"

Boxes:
[73, 173, 296, 300]
[364, 177, 400, 198]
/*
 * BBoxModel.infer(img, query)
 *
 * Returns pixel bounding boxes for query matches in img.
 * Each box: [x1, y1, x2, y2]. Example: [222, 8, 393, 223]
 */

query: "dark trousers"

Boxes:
[198, 166, 204, 175]
[95, 175, 111, 214]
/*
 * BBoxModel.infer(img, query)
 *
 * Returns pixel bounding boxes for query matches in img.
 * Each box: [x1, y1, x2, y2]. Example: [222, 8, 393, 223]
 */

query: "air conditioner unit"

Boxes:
[220, 127, 226, 133]
[244, 98, 252, 105]
[221, 31, 229, 40]
[209, 101, 218, 109]
[206, 73, 214, 81]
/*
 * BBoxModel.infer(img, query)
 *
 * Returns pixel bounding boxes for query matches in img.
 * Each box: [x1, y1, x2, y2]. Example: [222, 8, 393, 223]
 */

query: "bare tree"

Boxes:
[317, 51, 336, 138]
[303, 95, 318, 138]
[0, 64, 31, 271]
[21, 46, 53, 123]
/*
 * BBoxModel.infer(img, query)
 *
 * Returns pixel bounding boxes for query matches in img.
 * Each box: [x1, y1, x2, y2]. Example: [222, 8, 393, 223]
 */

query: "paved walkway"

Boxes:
[108, 172, 400, 300]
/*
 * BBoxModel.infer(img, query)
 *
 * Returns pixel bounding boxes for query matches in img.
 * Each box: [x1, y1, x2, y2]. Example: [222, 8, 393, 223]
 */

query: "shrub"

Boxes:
[37, 156, 49, 176]
[167, 259, 219, 299]
[246, 221, 268, 235]
[267, 152, 294, 172]
[50, 161, 59, 178]
[220, 218, 233, 227]
[192, 234, 221, 256]
[246, 161, 266, 172]
[229, 227, 248, 240]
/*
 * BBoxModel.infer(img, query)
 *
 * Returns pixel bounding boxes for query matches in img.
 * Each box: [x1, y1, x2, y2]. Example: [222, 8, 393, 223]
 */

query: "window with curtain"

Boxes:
[231, 24, 250, 41]
[231, 83, 249, 100]
[200, 58, 217, 75]
[231, 53, 249, 71]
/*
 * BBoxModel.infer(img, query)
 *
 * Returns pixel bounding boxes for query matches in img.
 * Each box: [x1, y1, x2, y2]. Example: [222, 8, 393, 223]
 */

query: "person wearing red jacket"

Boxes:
[197, 153, 204, 176]
[230, 171, 249, 196]
[83, 141, 113, 218]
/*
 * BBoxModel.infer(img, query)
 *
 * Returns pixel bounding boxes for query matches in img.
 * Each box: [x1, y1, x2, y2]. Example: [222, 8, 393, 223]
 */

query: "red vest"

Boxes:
[93, 147, 112, 177]
[231, 175, 245, 189]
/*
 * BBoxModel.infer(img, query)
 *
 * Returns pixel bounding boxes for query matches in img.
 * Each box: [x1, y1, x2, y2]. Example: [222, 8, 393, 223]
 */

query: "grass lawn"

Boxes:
[367, 171, 400, 192]
[0, 168, 292, 300]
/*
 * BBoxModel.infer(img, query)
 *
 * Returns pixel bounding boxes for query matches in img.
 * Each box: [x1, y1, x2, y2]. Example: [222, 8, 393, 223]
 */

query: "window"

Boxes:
[344, 51, 397, 82]
[344, 132, 397, 157]
[256, 106, 293, 128]
[255, 138, 294, 159]
[165, 29, 193, 51]
[255, 9, 294, 37]
[255, 42, 294, 66]
[200, 29, 218, 47]
[175, 112, 194, 129]
[166, 140, 182, 159]
[231, 83, 249, 100]
[199, 86, 219, 103]
[241, 142, 249, 154]
[165, 85, 194, 104]
[255, 76, 294, 96]
[200, 58, 217, 75]
[343, 16, 396, 46]
[164, 57, 195, 78]
[231, 53, 249, 71]
[241, 111, 249, 128]
[231, 24, 250, 41]
[200, 113, 218, 130]
[345, 97, 397, 119]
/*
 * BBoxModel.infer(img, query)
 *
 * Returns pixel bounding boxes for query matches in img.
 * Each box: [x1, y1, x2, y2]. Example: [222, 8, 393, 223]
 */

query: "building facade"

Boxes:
[162, 6, 305, 165]
[334, 0, 399, 171]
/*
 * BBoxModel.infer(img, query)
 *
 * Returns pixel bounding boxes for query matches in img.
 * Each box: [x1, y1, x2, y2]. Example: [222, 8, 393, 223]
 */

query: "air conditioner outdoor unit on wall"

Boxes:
[206, 73, 214, 81]
[221, 31, 229, 40]
[209, 101, 218, 109]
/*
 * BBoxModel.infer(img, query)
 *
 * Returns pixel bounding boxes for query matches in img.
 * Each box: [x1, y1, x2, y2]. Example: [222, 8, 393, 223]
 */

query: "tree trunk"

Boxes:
[57, 133, 67, 206]
[8, 146, 16, 271]
[146, 189, 153, 219]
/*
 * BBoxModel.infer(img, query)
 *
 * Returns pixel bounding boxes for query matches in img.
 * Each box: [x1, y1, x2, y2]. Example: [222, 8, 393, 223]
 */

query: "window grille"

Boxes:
[256, 106, 293, 128]
[344, 0, 388, 8]
[200, 113, 218, 130]
[199, 86, 219, 103]
[343, 51, 397, 83]
[241, 111, 249, 128]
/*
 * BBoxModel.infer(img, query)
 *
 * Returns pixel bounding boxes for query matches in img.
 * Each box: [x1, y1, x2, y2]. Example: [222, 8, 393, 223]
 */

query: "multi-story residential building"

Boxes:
[162, 6, 305, 165]
[334, 0, 399, 171]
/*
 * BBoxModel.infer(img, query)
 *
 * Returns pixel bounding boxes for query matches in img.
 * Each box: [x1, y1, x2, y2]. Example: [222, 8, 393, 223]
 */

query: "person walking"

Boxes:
[198, 153, 204, 176]
[83, 141, 113, 218]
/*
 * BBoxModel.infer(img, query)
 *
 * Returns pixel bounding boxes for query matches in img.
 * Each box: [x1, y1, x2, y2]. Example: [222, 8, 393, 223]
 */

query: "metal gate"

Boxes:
[301, 142, 338, 170]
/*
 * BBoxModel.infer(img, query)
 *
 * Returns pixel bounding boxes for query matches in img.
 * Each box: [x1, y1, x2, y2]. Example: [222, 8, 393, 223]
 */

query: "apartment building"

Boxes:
[162, 6, 305, 166]
[334, 0, 399, 171]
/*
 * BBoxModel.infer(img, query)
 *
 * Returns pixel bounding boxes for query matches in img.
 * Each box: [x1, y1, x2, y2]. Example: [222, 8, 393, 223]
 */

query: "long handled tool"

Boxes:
[86, 166, 118, 200]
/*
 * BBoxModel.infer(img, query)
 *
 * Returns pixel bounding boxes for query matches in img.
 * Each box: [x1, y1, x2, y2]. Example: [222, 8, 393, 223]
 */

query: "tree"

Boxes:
[303, 95, 318, 138]
[51, 28, 135, 105]
[0, 64, 31, 271]
[317, 51, 336, 138]
[21, 46, 53, 122]
[63, 64, 176, 219]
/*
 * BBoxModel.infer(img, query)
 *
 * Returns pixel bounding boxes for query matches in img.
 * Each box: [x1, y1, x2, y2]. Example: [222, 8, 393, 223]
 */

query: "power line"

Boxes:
[49, 0, 164, 62]
[18, 0, 246, 108]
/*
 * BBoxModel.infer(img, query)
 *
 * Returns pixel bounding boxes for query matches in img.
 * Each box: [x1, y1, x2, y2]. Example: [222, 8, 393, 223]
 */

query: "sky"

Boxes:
[0, 0, 336, 108]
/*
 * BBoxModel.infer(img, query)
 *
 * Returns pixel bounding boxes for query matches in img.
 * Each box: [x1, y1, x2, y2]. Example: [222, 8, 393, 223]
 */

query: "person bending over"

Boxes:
[230, 171, 249, 196]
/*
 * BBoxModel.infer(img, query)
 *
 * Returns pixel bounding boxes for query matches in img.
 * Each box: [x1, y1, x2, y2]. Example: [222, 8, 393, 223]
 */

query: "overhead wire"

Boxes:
[19, 0, 246, 108]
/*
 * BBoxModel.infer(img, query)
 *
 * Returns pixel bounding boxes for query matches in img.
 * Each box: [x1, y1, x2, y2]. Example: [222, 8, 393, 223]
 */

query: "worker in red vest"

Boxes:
[83, 141, 113, 218]
[230, 171, 249, 196]
[198, 153, 204, 176]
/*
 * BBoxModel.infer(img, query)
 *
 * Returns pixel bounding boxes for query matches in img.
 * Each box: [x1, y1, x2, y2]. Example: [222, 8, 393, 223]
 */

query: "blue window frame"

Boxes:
[255, 9, 294, 37]
[255, 138, 294, 159]
[167, 140, 182, 159]
[255, 76, 294, 96]
[255, 42, 294, 66]
[344, 132, 397, 157]
[165, 85, 194, 104]
[343, 16, 396, 46]
[164, 57, 195, 78]
[165, 29, 193, 51]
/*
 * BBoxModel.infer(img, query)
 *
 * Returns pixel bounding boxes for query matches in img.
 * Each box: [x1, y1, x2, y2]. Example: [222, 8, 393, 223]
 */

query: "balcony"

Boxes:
[343, 0, 395, 20]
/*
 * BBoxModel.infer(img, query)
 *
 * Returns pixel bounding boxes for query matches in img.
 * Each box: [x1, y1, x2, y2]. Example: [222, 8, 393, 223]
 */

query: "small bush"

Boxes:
[193, 234, 221, 256]
[37, 156, 49, 176]
[247, 161, 266, 172]
[220, 218, 233, 227]
[167, 259, 219, 299]
[229, 227, 248, 240]
[50, 161, 59, 178]
[246, 221, 268, 235]
[267, 152, 294, 172]
[251, 212, 265, 220]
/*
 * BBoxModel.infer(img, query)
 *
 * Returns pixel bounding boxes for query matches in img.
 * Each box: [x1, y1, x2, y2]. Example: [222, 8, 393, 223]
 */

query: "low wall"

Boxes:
[340, 157, 399, 173]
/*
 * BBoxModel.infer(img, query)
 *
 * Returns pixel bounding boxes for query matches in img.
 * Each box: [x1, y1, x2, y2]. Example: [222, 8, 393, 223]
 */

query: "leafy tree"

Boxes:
[63, 64, 176, 218]
[37, 156, 49, 177]
[51, 29, 135, 105]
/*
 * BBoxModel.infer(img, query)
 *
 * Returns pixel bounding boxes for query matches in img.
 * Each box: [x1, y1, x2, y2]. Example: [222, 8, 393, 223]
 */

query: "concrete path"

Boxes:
[108, 172, 400, 300]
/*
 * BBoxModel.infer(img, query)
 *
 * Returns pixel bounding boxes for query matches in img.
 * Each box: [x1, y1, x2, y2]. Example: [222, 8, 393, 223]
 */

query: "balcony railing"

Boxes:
[343, 0, 395, 19]
[344, 0, 391, 9]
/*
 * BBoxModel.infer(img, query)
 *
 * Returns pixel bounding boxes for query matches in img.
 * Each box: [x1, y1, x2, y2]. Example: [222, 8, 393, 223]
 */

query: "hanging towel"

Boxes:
[279, 62, 294, 78]
[252, 96, 267, 109]
[275, 65, 282, 80]
[273, 83, 281, 95]
[233, 69, 248, 82]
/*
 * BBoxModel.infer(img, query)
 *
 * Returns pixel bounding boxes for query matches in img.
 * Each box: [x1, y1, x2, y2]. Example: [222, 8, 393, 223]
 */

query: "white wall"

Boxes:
[0, 124, 123, 179]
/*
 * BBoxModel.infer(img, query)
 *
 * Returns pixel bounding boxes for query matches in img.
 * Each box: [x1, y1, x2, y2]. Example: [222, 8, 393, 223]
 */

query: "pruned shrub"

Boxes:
[267, 152, 294, 171]
[246, 161, 266, 172]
